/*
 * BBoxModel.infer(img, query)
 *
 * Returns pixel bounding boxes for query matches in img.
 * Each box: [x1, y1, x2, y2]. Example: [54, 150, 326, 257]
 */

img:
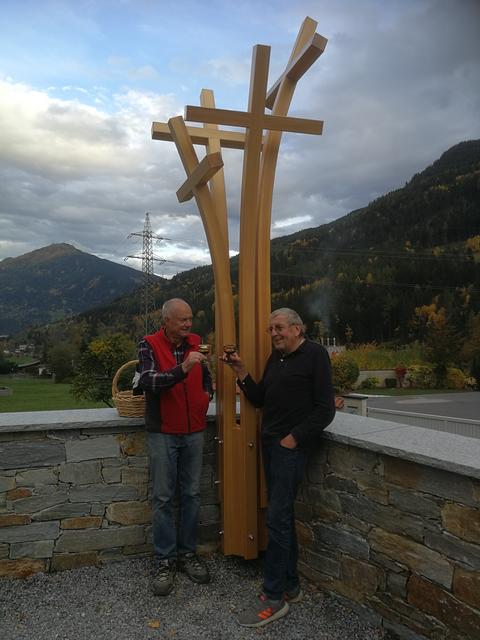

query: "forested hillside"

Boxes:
[0, 244, 161, 334]
[24, 140, 480, 348]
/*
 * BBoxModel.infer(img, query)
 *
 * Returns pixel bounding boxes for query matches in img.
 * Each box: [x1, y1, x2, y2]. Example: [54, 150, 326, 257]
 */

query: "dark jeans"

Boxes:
[148, 431, 204, 560]
[262, 440, 307, 600]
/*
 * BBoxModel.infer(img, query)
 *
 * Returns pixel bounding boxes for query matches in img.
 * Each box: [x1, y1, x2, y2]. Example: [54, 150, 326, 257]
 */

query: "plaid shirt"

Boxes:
[138, 336, 213, 396]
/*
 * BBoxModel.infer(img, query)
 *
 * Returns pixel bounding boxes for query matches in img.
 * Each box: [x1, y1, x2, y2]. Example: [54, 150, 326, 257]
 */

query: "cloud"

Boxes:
[0, 0, 479, 281]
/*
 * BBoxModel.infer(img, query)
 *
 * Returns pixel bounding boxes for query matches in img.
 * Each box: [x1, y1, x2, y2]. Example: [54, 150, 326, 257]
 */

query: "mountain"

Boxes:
[0, 243, 158, 334]
[12, 140, 480, 345]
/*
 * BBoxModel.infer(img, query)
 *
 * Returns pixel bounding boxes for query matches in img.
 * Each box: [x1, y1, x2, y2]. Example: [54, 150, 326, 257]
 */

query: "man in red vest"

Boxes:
[138, 298, 212, 596]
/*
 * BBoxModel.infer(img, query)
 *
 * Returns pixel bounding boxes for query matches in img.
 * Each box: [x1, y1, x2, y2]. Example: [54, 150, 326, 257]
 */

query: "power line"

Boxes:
[125, 212, 173, 334]
[273, 247, 477, 263]
[270, 271, 480, 293]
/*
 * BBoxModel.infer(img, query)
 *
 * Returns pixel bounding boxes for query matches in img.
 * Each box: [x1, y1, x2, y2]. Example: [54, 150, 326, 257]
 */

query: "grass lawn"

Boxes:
[0, 376, 106, 413]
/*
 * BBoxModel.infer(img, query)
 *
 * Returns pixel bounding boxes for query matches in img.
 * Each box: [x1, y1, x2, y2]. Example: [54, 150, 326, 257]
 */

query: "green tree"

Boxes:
[47, 343, 76, 382]
[71, 334, 135, 407]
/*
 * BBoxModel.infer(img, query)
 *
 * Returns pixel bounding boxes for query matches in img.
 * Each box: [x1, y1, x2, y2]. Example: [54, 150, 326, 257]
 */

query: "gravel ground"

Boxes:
[0, 554, 386, 640]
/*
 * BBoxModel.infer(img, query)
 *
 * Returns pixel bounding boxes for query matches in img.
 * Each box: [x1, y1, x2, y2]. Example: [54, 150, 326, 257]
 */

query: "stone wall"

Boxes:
[2, 408, 480, 639]
[296, 420, 480, 640]
[0, 410, 219, 578]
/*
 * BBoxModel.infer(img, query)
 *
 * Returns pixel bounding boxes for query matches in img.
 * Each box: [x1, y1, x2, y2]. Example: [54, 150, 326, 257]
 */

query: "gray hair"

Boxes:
[270, 308, 305, 336]
[161, 298, 190, 321]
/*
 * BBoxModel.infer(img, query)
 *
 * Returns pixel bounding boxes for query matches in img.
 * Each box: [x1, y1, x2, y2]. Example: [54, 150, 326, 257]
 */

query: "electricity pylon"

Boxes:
[126, 212, 171, 335]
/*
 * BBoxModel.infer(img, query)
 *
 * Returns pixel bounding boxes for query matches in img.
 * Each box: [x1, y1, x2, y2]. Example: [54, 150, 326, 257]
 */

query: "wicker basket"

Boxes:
[112, 360, 145, 418]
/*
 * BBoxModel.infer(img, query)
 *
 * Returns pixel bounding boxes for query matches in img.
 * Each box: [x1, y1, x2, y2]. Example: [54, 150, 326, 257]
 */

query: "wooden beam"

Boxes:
[176, 151, 223, 203]
[266, 32, 327, 109]
[185, 105, 323, 135]
[152, 121, 248, 150]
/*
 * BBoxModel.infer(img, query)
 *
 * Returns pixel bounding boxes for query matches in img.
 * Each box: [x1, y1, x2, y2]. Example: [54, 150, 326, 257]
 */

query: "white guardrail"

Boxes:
[366, 407, 480, 439]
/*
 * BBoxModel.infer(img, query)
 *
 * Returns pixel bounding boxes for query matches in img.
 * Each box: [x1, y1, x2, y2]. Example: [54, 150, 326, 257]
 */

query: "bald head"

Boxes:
[162, 298, 193, 345]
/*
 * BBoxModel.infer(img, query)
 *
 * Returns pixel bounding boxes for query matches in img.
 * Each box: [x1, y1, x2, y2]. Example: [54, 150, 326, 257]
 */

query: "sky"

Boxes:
[0, 0, 479, 277]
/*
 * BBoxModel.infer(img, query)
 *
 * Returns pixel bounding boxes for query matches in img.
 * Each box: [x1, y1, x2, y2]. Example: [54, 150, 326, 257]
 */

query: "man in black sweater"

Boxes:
[221, 308, 335, 628]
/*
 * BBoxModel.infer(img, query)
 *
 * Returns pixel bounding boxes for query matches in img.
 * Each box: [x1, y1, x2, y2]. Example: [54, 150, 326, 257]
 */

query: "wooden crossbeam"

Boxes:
[152, 121, 248, 149]
[176, 151, 223, 203]
[265, 32, 327, 109]
[185, 104, 323, 135]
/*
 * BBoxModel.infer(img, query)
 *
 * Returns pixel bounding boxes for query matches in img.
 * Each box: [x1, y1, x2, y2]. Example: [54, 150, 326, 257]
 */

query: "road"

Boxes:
[366, 391, 480, 421]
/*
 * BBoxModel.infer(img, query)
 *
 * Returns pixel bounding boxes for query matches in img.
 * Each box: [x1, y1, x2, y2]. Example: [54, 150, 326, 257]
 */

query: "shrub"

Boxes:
[446, 367, 467, 390]
[465, 376, 477, 390]
[331, 352, 360, 392]
[385, 378, 397, 388]
[360, 376, 379, 389]
[405, 364, 435, 389]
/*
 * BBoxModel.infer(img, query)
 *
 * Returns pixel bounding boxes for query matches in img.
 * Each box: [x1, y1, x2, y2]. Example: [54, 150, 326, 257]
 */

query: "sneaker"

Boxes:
[238, 593, 289, 627]
[177, 552, 210, 584]
[151, 559, 176, 596]
[285, 583, 303, 603]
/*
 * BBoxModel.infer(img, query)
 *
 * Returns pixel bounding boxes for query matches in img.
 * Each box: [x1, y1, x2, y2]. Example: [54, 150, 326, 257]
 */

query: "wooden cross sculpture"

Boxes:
[152, 17, 327, 559]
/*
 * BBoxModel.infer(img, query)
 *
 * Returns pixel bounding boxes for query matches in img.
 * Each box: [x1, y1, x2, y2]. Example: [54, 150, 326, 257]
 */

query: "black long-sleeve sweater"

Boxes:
[237, 339, 335, 448]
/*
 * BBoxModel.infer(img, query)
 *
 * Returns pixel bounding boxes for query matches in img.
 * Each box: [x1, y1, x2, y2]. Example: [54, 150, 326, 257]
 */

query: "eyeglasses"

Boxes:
[266, 324, 290, 334]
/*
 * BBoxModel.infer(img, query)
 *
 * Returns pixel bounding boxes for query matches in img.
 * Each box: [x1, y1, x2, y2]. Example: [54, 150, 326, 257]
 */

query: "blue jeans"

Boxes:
[262, 440, 307, 601]
[148, 431, 204, 560]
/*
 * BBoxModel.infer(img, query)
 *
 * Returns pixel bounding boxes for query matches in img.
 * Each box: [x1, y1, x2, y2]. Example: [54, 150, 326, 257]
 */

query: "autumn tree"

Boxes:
[71, 334, 135, 407]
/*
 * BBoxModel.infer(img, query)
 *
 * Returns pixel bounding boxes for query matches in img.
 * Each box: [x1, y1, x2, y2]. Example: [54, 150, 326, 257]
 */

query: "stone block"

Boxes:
[368, 593, 444, 639]
[123, 543, 154, 556]
[0, 441, 65, 470]
[127, 456, 149, 467]
[61, 516, 103, 529]
[442, 502, 480, 544]
[0, 476, 15, 492]
[13, 488, 69, 515]
[106, 502, 151, 525]
[0, 544, 8, 558]
[0, 521, 59, 544]
[102, 467, 122, 483]
[303, 485, 341, 520]
[388, 487, 441, 520]
[306, 462, 327, 484]
[117, 432, 146, 456]
[55, 525, 145, 552]
[424, 530, 480, 570]
[32, 502, 91, 521]
[296, 521, 314, 546]
[102, 459, 122, 467]
[312, 522, 370, 560]
[0, 514, 31, 527]
[51, 551, 98, 572]
[340, 493, 424, 542]
[122, 467, 148, 486]
[69, 484, 138, 503]
[98, 546, 123, 561]
[408, 574, 480, 639]
[293, 500, 313, 523]
[384, 457, 476, 506]
[453, 566, 480, 610]
[329, 444, 379, 477]
[10, 540, 54, 559]
[15, 469, 57, 487]
[7, 488, 32, 500]
[59, 461, 102, 485]
[370, 551, 407, 574]
[302, 546, 340, 578]
[65, 436, 120, 462]
[369, 528, 453, 588]
[340, 556, 382, 597]
[387, 571, 408, 598]
[324, 474, 358, 494]
[91, 504, 106, 516]
[0, 558, 46, 578]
